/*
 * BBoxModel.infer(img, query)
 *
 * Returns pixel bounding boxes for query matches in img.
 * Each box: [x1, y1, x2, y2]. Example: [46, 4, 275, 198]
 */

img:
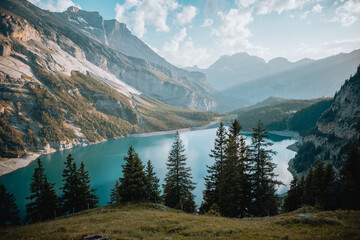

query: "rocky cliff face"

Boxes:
[57, 6, 216, 111]
[0, 0, 216, 159]
[290, 66, 360, 175]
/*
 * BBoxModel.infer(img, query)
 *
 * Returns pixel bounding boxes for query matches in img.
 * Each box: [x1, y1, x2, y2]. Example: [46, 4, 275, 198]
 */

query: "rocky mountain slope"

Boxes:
[0, 0, 217, 159]
[221, 50, 360, 105]
[289, 66, 360, 175]
[57, 6, 215, 104]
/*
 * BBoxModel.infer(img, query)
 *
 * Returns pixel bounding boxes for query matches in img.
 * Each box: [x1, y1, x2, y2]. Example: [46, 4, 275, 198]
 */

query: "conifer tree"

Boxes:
[145, 160, 161, 203]
[26, 158, 58, 223]
[0, 184, 20, 225]
[313, 161, 325, 207]
[283, 176, 304, 212]
[78, 162, 99, 210]
[340, 143, 360, 209]
[323, 163, 335, 188]
[340, 143, 360, 188]
[163, 131, 196, 213]
[109, 180, 121, 204]
[200, 122, 227, 214]
[249, 120, 281, 216]
[61, 154, 80, 214]
[303, 167, 315, 206]
[218, 119, 251, 217]
[322, 163, 336, 209]
[117, 146, 147, 202]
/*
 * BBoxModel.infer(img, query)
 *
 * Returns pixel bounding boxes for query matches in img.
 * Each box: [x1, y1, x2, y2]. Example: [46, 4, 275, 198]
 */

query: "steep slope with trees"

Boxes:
[290, 66, 360, 175]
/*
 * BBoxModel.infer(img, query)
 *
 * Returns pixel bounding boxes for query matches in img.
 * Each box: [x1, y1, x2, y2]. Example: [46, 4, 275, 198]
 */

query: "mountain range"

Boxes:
[0, 0, 217, 158]
[188, 50, 360, 110]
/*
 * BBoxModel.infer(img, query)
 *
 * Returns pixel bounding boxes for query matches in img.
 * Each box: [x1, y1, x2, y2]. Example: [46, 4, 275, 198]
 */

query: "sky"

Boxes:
[29, 0, 360, 68]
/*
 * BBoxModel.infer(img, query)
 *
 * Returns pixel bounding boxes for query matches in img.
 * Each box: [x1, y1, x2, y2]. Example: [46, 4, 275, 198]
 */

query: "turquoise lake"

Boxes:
[0, 128, 297, 218]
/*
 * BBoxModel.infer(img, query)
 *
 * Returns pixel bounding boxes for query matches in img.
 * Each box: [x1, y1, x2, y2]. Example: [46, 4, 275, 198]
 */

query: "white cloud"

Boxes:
[209, 7, 270, 64]
[330, 0, 360, 26]
[28, 0, 80, 12]
[158, 28, 212, 68]
[249, 0, 311, 15]
[312, 4, 323, 13]
[212, 8, 253, 47]
[237, 0, 256, 8]
[200, 18, 213, 27]
[114, 0, 179, 38]
[176, 6, 198, 26]
[115, 0, 139, 24]
[301, 10, 310, 19]
[297, 38, 360, 59]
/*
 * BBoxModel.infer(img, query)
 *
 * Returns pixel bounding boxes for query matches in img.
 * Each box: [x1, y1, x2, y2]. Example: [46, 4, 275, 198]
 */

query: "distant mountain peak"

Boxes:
[66, 6, 80, 13]
[268, 57, 290, 64]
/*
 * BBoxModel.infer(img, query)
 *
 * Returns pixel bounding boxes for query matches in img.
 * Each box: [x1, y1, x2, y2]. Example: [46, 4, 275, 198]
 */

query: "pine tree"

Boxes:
[117, 146, 147, 202]
[163, 131, 196, 213]
[340, 143, 360, 187]
[200, 122, 227, 214]
[26, 158, 58, 223]
[145, 160, 161, 203]
[249, 120, 282, 216]
[322, 163, 336, 209]
[61, 154, 81, 214]
[218, 119, 251, 217]
[303, 167, 315, 206]
[340, 143, 360, 209]
[313, 161, 325, 207]
[109, 180, 121, 204]
[78, 162, 99, 210]
[283, 176, 304, 212]
[0, 184, 20, 225]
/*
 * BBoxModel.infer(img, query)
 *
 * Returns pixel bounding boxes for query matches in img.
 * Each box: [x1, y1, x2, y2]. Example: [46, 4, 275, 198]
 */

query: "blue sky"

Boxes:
[29, 0, 360, 68]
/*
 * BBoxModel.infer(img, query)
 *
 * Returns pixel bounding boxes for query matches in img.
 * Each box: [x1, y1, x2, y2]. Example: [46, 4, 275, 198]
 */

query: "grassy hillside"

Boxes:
[2, 203, 359, 240]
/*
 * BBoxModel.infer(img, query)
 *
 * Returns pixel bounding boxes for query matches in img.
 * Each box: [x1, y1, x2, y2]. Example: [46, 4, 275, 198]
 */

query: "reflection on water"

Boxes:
[0, 128, 296, 217]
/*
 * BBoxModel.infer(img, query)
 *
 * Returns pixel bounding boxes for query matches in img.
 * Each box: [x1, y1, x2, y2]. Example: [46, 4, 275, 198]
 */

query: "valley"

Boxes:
[0, 0, 359, 238]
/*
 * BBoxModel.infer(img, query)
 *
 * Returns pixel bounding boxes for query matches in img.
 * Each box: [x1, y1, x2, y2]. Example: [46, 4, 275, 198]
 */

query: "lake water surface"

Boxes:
[0, 128, 296, 217]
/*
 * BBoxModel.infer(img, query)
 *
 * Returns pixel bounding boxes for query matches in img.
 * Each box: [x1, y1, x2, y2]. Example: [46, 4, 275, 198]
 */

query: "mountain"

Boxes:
[201, 52, 315, 91]
[289, 66, 360, 175]
[222, 50, 360, 104]
[56, 6, 215, 99]
[0, 0, 217, 158]
[1, 0, 217, 111]
[227, 97, 327, 130]
[57, 6, 169, 68]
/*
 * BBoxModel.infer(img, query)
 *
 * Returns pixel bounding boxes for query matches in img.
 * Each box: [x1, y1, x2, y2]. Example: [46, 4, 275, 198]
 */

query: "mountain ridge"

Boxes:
[289, 65, 360, 176]
[0, 0, 217, 161]
[221, 49, 360, 105]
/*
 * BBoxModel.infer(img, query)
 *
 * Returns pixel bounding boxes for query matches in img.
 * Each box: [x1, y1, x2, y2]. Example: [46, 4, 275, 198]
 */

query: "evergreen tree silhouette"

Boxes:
[163, 131, 196, 213]
[26, 158, 58, 223]
[145, 160, 161, 203]
[117, 146, 147, 202]
[200, 122, 227, 214]
[249, 120, 282, 216]
[0, 184, 20, 225]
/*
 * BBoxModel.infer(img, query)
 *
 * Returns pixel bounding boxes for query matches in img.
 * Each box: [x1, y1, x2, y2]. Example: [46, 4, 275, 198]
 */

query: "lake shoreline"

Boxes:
[0, 120, 298, 177]
[0, 121, 220, 177]
[0, 153, 41, 176]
